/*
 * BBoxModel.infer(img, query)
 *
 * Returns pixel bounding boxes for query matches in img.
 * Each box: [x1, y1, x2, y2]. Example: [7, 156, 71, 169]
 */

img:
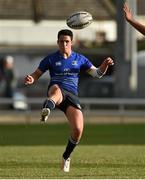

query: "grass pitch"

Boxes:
[0, 123, 145, 178]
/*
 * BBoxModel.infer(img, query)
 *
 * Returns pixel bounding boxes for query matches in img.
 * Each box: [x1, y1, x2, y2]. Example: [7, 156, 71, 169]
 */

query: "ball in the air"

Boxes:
[66, 11, 93, 30]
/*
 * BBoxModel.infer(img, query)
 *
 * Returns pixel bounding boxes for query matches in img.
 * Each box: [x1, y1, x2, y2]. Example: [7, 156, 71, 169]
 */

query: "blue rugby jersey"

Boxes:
[38, 51, 93, 95]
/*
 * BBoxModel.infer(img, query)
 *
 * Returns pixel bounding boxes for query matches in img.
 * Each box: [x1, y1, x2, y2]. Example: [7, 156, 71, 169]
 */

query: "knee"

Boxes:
[48, 84, 61, 95]
[73, 126, 83, 141]
[51, 84, 60, 92]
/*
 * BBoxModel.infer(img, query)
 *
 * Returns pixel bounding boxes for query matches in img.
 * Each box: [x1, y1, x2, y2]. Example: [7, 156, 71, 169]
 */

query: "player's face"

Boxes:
[57, 35, 72, 54]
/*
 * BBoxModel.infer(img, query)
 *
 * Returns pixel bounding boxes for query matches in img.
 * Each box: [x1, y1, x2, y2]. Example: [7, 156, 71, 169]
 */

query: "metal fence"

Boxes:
[0, 97, 145, 115]
[1, 97, 145, 124]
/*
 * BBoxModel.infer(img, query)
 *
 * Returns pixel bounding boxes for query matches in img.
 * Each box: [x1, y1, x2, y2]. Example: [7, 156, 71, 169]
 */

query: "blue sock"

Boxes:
[63, 136, 79, 160]
[43, 99, 55, 110]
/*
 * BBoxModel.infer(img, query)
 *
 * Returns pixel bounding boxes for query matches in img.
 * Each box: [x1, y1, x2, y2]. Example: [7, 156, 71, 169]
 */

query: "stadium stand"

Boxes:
[0, 0, 116, 22]
[0, 0, 143, 22]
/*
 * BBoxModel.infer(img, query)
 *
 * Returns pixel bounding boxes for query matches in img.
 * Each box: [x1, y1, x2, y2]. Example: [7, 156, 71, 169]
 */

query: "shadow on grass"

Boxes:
[0, 123, 145, 145]
[0, 161, 144, 169]
[74, 162, 145, 168]
[0, 161, 58, 168]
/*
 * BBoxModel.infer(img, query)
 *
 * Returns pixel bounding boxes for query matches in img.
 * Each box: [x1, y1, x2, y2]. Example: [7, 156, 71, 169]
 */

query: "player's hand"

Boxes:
[104, 57, 114, 66]
[24, 75, 34, 85]
[123, 2, 133, 22]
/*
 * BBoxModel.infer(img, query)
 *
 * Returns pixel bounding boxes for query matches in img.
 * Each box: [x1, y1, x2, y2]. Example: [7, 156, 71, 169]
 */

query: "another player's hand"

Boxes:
[123, 2, 133, 22]
[24, 75, 34, 85]
[104, 57, 114, 66]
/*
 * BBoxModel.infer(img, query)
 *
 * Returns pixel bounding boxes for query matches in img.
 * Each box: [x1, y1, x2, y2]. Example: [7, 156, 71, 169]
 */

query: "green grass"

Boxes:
[0, 123, 145, 178]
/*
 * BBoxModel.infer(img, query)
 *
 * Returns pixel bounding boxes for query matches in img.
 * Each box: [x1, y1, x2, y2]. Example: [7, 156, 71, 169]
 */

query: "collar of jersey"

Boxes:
[58, 50, 74, 59]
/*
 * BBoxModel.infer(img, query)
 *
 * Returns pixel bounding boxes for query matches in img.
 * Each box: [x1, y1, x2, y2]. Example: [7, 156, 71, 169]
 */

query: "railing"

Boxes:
[0, 97, 145, 116]
[1, 97, 145, 124]
[80, 98, 145, 116]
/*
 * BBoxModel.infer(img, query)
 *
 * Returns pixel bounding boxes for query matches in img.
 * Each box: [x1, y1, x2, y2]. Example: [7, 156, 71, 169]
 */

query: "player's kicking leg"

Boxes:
[40, 100, 54, 122]
[40, 85, 63, 122]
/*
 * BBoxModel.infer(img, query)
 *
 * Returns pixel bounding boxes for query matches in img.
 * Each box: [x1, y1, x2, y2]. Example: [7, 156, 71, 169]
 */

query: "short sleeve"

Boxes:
[81, 55, 93, 71]
[38, 56, 50, 73]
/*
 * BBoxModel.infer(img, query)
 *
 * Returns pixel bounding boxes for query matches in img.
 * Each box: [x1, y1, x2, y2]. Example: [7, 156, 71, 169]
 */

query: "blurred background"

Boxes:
[0, 0, 145, 123]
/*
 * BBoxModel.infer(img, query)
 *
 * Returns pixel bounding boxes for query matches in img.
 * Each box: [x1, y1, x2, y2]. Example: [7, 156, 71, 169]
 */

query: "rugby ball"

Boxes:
[66, 11, 93, 30]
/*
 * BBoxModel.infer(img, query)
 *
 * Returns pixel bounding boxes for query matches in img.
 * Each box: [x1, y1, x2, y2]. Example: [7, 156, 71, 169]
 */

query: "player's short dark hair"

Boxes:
[57, 29, 73, 40]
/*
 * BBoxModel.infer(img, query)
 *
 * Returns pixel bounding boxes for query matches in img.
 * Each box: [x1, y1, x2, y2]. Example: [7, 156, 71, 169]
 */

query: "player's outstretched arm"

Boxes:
[123, 2, 145, 35]
[99, 57, 114, 75]
[87, 57, 114, 78]
[24, 69, 43, 85]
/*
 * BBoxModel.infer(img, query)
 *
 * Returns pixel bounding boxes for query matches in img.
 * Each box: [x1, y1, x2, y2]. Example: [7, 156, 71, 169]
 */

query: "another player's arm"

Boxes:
[24, 69, 43, 85]
[123, 2, 145, 35]
[87, 57, 114, 78]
